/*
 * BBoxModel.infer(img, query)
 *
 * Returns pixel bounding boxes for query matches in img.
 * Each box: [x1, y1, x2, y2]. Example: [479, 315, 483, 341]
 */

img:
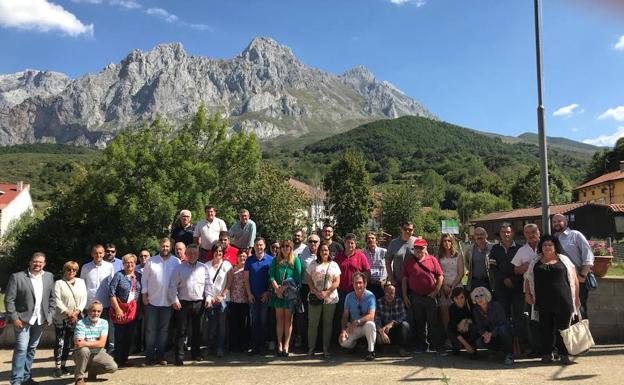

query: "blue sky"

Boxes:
[1, 0, 623, 146]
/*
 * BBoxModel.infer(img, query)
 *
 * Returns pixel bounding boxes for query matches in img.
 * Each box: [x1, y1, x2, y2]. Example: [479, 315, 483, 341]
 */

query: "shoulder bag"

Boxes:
[559, 313, 595, 355]
[308, 264, 330, 306]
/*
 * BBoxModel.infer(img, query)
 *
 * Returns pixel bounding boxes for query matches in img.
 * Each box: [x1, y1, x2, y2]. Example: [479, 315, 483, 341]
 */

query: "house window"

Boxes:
[592, 190, 595, 196]
[583, 192, 586, 197]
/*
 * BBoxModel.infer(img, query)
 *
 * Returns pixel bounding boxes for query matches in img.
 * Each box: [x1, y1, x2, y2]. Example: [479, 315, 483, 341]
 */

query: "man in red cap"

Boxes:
[401, 238, 446, 354]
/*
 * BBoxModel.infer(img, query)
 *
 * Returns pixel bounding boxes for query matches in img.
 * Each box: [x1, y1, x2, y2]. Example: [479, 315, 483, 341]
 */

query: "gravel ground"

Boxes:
[1, 345, 623, 385]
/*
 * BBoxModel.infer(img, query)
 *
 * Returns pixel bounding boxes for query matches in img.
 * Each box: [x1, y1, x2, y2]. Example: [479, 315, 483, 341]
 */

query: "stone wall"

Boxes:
[588, 276, 624, 343]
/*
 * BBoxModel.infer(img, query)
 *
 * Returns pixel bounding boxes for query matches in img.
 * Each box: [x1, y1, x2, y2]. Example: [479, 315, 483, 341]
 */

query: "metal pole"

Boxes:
[534, 0, 551, 234]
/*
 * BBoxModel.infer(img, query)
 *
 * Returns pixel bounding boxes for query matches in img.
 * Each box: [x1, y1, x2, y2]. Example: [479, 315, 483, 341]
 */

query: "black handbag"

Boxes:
[585, 271, 598, 291]
[308, 264, 330, 306]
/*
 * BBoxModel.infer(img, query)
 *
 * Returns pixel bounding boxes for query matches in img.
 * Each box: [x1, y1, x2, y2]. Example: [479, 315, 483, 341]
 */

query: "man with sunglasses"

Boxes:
[385, 222, 417, 287]
[295, 234, 321, 351]
[73, 301, 118, 385]
[339, 272, 377, 360]
[402, 238, 445, 354]
[103, 243, 122, 274]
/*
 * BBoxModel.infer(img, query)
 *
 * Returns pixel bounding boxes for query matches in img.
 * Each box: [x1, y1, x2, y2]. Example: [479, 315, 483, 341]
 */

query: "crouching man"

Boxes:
[376, 282, 410, 356]
[73, 301, 117, 385]
[339, 272, 377, 360]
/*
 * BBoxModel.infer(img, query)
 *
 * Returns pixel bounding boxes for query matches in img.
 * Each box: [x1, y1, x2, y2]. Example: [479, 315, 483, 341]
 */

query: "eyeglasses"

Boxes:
[308, 240, 319, 243]
[473, 294, 485, 299]
[105, 250, 115, 253]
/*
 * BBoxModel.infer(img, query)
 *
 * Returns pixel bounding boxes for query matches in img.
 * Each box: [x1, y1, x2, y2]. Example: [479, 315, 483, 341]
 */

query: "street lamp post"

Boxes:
[534, 0, 551, 234]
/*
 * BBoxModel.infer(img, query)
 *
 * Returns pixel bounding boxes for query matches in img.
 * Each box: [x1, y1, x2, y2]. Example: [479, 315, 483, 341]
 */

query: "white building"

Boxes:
[0, 182, 34, 238]
[288, 178, 327, 231]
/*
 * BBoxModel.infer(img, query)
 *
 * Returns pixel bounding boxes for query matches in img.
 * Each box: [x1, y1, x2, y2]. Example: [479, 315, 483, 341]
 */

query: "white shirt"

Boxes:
[28, 270, 44, 325]
[80, 260, 115, 308]
[169, 261, 209, 302]
[141, 254, 181, 306]
[511, 243, 539, 267]
[293, 243, 307, 257]
[194, 218, 227, 249]
[206, 260, 233, 303]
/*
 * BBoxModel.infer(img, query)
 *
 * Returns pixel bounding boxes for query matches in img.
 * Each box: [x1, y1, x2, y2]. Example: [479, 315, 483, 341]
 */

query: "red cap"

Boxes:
[413, 238, 428, 247]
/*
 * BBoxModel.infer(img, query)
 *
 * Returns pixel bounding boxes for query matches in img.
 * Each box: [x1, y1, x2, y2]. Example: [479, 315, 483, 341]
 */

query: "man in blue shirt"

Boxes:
[244, 237, 273, 354]
[339, 272, 377, 360]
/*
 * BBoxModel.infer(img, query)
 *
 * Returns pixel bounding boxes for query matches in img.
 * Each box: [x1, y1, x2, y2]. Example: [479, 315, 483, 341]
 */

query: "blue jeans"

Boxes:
[10, 323, 43, 385]
[249, 299, 269, 351]
[144, 304, 172, 362]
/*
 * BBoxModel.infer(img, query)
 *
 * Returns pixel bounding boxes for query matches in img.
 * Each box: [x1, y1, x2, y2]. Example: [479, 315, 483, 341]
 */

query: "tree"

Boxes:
[457, 191, 511, 224]
[419, 169, 445, 207]
[323, 150, 372, 235]
[380, 184, 422, 238]
[7, 108, 302, 277]
[510, 165, 573, 208]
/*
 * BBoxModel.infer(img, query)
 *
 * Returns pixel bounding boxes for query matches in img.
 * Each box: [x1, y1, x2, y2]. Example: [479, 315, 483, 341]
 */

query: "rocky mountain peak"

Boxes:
[0, 37, 434, 146]
[240, 37, 297, 65]
[342, 66, 375, 83]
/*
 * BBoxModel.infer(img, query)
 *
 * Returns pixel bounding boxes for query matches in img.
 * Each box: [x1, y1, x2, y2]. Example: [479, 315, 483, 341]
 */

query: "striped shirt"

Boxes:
[75, 317, 108, 353]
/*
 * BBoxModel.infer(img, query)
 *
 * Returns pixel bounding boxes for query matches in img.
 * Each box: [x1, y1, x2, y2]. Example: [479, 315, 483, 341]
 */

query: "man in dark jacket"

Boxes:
[4, 252, 55, 385]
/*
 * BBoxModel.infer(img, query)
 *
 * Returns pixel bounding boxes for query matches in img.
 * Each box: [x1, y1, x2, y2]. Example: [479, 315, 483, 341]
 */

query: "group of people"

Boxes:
[4, 205, 595, 385]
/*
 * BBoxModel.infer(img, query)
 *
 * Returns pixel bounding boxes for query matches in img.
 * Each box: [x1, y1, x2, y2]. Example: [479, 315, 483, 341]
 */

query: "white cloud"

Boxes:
[189, 23, 212, 31]
[553, 103, 581, 118]
[615, 35, 624, 51]
[571, 127, 579, 132]
[388, 0, 426, 6]
[70, 0, 102, 3]
[109, 0, 141, 9]
[584, 126, 624, 147]
[0, 0, 94, 37]
[598, 106, 624, 122]
[146, 7, 178, 23]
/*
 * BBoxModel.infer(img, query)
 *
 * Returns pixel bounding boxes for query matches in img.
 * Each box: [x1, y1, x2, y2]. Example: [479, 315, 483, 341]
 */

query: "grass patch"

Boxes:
[607, 260, 624, 277]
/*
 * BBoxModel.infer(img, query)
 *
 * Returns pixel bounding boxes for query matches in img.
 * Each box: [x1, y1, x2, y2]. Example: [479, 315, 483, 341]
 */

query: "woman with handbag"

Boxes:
[306, 242, 341, 358]
[109, 253, 142, 367]
[268, 239, 302, 357]
[524, 234, 580, 365]
[206, 242, 233, 357]
[53, 261, 87, 377]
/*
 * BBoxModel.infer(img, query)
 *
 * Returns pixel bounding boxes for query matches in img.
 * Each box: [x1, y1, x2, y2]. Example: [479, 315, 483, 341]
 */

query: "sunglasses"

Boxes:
[473, 294, 485, 299]
[105, 250, 115, 253]
[65, 268, 78, 272]
[308, 240, 319, 243]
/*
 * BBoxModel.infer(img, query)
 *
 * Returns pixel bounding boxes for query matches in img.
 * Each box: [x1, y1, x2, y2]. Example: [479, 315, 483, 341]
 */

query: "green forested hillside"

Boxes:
[0, 144, 100, 205]
[268, 116, 593, 209]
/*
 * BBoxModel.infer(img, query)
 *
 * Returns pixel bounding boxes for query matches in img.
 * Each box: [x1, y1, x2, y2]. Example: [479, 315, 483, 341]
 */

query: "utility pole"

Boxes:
[534, 0, 551, 234]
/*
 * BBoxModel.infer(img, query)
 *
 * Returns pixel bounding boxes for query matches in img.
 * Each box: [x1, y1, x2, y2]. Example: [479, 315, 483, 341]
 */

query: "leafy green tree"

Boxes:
[419, 169, 445, 207]
[457, 191, 511, 224]
[380, 184, 422, 238]
[510, 165, 573, 208]
[7, 108, 302, 277]
[323, 150, 372, 236]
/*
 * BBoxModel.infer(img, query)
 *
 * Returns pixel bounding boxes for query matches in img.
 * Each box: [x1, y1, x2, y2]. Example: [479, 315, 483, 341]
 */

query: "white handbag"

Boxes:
[559, 314, 595, 356]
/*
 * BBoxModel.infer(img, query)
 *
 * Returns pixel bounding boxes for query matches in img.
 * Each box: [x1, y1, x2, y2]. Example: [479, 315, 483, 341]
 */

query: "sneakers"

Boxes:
[503, 354, 514, 366]
[365, 351, 376, 361]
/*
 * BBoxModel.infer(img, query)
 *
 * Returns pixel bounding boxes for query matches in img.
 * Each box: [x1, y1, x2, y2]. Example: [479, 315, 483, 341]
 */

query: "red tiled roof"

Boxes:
[288, 178, 326, 200]
[574, 170, 624, 190]
[608, 204, 624, 213]
[0, 183, 29, 210]
[472, 202, 587, 222]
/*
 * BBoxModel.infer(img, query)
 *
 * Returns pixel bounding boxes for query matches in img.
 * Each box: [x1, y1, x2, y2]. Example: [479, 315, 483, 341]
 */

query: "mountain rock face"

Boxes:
[0, 38, 434, 147]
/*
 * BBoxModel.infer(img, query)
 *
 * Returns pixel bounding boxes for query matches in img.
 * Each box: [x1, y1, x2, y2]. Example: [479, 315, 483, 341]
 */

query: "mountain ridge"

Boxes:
[0, 37, 434, 147]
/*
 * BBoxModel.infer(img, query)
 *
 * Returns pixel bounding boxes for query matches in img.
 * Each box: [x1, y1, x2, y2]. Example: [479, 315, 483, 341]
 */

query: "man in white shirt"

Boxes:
[194, 205, 227, 261]
[168, 244, 209, 365]
[292, 229, 307, 257]
[5, 252, 55, 385]
[141, 238, 181, 365]
[80, 244, 115, 352]
[512, 223, 540, 275]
